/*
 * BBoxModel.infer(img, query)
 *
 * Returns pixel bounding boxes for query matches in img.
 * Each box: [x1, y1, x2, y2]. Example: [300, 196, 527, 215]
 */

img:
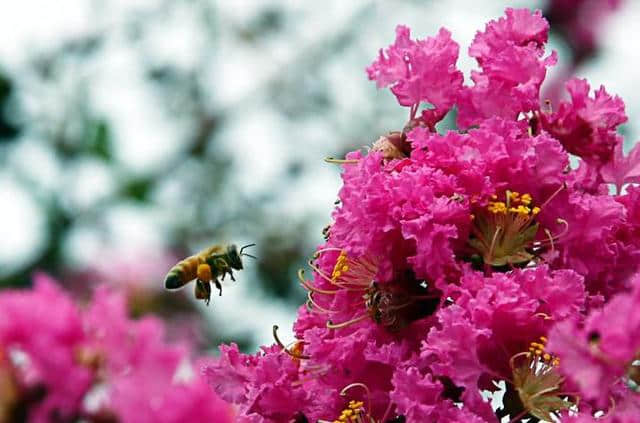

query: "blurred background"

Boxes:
[0, 0, 637, 353]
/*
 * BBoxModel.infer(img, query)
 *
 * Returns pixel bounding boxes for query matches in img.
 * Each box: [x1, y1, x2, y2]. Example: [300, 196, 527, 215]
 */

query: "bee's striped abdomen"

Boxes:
[164, 255, 201, 289]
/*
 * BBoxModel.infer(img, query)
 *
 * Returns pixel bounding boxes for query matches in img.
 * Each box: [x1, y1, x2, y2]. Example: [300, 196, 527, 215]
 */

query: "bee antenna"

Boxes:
[242, 253, 257, 260]
[240, 243, 256, 254]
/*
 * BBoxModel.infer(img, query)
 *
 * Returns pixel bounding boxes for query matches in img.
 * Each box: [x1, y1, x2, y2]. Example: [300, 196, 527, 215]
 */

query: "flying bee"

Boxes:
[164, 243, 256, 305]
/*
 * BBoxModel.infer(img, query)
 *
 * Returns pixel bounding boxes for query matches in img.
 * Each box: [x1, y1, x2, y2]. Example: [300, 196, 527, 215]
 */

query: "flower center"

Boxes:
[302, 250, 439, 330]
[468, 186, 566, 270]
[508, 336, 573, 422]
[469, 190, 540, 268]
[332, 400, 365, 423]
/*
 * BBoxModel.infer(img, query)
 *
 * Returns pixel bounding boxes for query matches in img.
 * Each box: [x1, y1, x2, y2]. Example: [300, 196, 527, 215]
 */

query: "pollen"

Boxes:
[197, 263, 212, 282]
[488, 201, 507, 214]
[332, 251, 349, 281]
[333, 400, 365, 423]
[528, 337, 560, 366]
[468, 187, 567, 269]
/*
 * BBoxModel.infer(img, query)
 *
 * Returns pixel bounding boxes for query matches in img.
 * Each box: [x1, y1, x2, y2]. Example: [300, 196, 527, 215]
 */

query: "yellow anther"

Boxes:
[342, 409, 353, 417]
[491, 194, 497, 200]
[349, 401, 363, 409]
[543, 353, 552, 361]
[509, 205, 531, 217]
[532, 206, 541, 215]
[332, 251, 352, 280]
[509, 191, 520, 201]
[521, 193, 532, 205]
[540, 336, 548, 343]
[488, 201, 507, 214]
[535, 349, 543, 356]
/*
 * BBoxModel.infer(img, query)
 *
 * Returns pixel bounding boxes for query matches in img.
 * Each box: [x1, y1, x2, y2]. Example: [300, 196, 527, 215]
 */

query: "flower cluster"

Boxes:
[205, 8, 640, 423]
[0, 274, 233, 423]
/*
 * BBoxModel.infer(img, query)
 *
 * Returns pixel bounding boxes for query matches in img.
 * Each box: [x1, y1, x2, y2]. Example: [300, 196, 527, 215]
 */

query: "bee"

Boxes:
[164, 243, 256, 305]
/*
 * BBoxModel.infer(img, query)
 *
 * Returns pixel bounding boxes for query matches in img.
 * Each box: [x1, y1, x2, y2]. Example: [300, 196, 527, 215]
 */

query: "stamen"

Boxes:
[538, 183, 567, 210]
[600, 396, 616, 419]
[326, 314, 370, 329]
[544, 228, 555, 253]
[272, 325, 310, 360]
[487, 226, 503, 266]
[325, 157, 359, 165]
[509, 351, 531, 371]
[298, 269, 340, 295]
[340, 382, 372, 419]
[537, 219, 569, 246]
[307, 261, 364, 291]
[469, 187, 567, 269]
[307, 292, 337, 314]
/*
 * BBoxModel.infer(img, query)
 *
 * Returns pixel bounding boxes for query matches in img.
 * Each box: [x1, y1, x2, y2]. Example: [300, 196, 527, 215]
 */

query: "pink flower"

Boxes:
[203, 7, 640, 422]
[539, 78, 627, 166]
[110, 361, 232, 423]
[0, 275, 91, 423]
[366, 25, 463, 119]
[600, 142, 640, 194]
[0, 276, 233, 423]
[546, 189, 638, 297]
[204, 343, 311, 422]
[457, 8, 557, 127]
[423, 267, 585, 421]
[390, 367, 489, 422]
[548, 277, 640, 406]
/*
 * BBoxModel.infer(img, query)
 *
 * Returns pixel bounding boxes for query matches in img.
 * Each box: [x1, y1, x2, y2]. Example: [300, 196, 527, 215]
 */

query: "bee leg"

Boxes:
[214, 279, 222, 296]
[229, 270, 236, 282]
[195, 279, 212, 305]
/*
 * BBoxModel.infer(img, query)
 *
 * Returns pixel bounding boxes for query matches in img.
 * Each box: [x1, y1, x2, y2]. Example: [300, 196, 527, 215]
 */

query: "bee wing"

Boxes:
[200, 244, 226, 258]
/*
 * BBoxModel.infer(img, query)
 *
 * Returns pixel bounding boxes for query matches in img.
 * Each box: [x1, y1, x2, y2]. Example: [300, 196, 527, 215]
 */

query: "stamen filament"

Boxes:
[298, 269, 341, 295]
[327, 314, 370, 329]
[307, 292, 336, 314]
[272, 325, 310, 360]
[307, 261, 366, 291]
[325, 157, 359, 165]
[538, 183, 567, 210]
[340, 383, 372, 419]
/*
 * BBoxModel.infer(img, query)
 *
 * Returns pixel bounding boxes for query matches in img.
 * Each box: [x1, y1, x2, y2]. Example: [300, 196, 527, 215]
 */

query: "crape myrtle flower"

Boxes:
[547, 276, 640, 409]
[422, 266, 585, 422]
[457, 8, 557, 128]
[366, 25, 463, 126]
[0, 275, 90, 423]
[538, 78, 627, 168]
[204, 7, 640, 422]
[0, 274, 233, 423]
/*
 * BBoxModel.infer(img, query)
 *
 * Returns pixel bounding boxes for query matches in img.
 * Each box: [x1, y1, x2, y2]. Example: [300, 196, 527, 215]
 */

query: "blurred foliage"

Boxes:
[0, 71, 20, 140]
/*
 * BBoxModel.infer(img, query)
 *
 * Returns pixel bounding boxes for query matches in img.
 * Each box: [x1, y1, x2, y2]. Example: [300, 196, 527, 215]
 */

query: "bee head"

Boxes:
[225, 245, 243, 269]
[225, 243, 256, 270]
